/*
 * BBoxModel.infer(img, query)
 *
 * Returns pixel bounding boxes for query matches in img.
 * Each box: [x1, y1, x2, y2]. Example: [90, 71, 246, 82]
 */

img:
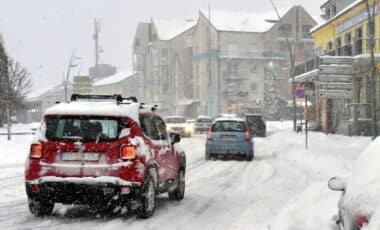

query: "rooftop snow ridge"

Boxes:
[152, 18, 197, 40]
[199, 7, 291, 33]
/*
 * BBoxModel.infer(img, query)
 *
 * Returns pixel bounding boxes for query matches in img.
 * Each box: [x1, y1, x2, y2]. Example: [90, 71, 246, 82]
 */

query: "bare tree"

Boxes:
[0, 37, 9, 128]
[364, 0, 378, 139]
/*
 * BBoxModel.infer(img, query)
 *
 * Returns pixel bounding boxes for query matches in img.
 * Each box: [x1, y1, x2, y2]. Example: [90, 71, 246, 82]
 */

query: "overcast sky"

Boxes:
[0, 0, 325, 92]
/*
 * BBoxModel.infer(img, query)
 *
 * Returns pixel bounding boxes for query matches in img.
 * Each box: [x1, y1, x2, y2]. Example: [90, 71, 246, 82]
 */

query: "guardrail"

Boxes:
[0, 132, 35, 136]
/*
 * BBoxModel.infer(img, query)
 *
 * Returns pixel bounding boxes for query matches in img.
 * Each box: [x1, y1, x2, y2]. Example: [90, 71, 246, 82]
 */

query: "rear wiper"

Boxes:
[61, 136, 83, 141]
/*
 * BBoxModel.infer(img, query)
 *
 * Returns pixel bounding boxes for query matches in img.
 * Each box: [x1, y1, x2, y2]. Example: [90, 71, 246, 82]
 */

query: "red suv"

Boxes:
[25, 95, 186, 218]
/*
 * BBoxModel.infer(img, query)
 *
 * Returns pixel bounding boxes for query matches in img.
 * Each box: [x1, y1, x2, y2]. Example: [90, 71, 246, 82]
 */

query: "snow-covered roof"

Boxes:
[199, 7, 291, 33]
[93, 71, 134, 86]
[152, 18, 197, 40]
[27, 83, 65, 101]
[310, 0, 361, 33]
[44, 101, 140, 123]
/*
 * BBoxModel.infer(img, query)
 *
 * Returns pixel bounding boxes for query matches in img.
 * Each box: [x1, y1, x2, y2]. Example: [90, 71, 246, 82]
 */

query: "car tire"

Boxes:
[28, 198, 54, 216]
[205, 153, 211, 160]
[137, 175, 156, 218]
[168, 169, 185, 201]
[247, 152, 254, 161]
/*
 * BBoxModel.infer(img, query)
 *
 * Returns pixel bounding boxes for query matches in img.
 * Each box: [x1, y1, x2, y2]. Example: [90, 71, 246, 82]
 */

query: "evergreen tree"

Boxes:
[264, 61, 286, 120]
[0, 36, 9, 127]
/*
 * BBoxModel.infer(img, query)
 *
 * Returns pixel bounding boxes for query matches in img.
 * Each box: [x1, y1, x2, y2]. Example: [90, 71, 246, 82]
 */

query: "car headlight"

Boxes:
[166, 126, 171, 132]
[185, 125, 193, 132]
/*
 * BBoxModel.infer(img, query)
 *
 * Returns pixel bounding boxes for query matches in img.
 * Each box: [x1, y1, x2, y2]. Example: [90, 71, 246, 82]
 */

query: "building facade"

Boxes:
[133, 6, 317, 118]
[294, 0, 380, 135]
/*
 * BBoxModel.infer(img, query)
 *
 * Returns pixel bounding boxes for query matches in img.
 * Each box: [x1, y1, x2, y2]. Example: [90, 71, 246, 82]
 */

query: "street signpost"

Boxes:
[319, 83, 353, 90]
[319, 56, 353, 65]
[319, 65, 353, 75]
[318, 90, 353, 99]
[318, 75, 352, 82]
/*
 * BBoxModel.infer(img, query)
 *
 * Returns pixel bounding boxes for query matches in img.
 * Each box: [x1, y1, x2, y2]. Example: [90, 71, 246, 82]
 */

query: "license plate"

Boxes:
[221, 135, 236, 141]
[62, 152, 100, 161]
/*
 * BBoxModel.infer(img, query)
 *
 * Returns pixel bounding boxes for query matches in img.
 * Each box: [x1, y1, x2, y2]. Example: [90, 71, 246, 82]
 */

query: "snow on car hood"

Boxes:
[343, 137, 380, 227]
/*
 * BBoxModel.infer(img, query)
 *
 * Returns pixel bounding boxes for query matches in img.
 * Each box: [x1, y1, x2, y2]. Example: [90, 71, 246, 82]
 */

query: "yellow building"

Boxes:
[311, 0, 380, 56]
[294, 0, 380, 135]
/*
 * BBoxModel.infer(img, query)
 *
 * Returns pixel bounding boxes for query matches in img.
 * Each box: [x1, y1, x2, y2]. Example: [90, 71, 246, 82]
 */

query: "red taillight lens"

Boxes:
[245, 129, 251, 141]
[355, 214, 369, 228]
[120, 145, 136, 160]
[30, 144, 42, 159]
[207, 128, 212, 141]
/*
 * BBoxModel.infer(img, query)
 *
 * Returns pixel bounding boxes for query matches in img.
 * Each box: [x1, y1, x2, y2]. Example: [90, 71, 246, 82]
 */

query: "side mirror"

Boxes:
[328, 177, 346, 191]
[169, 132, 181, 144]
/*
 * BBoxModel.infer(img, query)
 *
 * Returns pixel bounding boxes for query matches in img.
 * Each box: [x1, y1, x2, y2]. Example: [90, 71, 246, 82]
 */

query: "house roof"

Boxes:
[152, 18, 197, 40]
[199, 7, 291, 33]
[310, 0, 362, 34]
[93, 71, 134, 86]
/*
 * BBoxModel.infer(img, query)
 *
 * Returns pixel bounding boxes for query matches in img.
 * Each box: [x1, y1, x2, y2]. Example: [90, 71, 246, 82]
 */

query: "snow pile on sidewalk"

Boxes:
[0, 123, 38, 167]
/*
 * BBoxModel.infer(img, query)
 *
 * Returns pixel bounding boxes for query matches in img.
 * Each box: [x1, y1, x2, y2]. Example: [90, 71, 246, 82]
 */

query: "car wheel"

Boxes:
[247, 152, 254, 161]
[205, 153, 211, 160]
[137, 175, 156, 218]
[28, 198, 54, 216]
[168, 169, 185, 200]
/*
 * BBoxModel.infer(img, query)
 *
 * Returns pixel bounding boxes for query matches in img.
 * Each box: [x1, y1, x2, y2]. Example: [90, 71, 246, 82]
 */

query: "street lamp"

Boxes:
[267, 0, 298, 132]
[64, 49, 81, 102]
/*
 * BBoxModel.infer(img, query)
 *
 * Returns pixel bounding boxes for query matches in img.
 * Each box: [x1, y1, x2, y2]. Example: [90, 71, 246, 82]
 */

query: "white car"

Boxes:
[329, 137, 380, 230]
[164, 116, 193, 137]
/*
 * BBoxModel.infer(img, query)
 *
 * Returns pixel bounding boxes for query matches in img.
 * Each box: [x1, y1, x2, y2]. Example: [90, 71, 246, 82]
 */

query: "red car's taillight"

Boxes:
[207, 128, 212, 141]
[355, 214, 369, 228]
[120, 145, 137, 160]
[245, 129, 251, 141]
[30, 143, 42, 159]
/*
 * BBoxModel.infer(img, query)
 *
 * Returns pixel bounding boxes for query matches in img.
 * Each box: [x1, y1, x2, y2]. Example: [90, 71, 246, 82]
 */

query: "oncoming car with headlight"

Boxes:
[24, 94, 186, 218]
[164, 116, 193, 137]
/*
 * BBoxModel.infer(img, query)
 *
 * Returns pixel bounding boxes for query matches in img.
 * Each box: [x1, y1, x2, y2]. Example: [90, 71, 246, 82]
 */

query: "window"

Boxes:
[279, 24, 293, 38]
[153, 116, 168, 140]
[344, 32, 352, 56]
[211, 121, 247, 132]
[332, 5, 337, 17]
[302, 25, 313, 39]
[139, 115, 159, 140]
[355, 27, 363, 55]
[336, 37, 342, 56]
[46, 117, 120, 142]
[251, 82, 257, 94]
[228, 63, 239, 76]
[250, 62, 257, 73]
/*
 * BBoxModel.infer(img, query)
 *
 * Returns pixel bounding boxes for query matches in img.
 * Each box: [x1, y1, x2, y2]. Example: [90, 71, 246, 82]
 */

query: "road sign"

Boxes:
[319, 83, 353, 90]
[319, 65, 353, 75]
[296, 86, 305, 98]
[318, 75, 352, 82]
[318, 90, 353, 99]
[319, 56, 353, 65]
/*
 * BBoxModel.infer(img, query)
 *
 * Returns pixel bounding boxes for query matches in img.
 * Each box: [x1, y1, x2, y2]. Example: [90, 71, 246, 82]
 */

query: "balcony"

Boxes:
[223, 72, 249, 81]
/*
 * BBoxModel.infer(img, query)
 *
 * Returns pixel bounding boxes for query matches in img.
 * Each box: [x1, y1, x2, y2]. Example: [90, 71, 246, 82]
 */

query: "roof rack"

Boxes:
[139, 103, 159, 112]
[70, 94, 138, 104]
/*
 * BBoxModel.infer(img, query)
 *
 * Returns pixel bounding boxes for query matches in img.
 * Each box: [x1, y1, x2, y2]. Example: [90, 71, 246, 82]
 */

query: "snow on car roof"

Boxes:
[214, 117, 245, 123]
[344, 137, 380, 213]
[165, 115, 185, 119]
[44, 101, 140, 123]
[196, 115, 211, 119]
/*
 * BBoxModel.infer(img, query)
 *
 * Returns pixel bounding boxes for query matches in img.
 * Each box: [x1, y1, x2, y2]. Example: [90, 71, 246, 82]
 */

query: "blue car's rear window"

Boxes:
[211, 121, 247, 132]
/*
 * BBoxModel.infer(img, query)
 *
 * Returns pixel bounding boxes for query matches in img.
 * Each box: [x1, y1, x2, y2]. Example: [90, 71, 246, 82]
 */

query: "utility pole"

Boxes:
[207, 3, 213, 117]
[269, 0, 297, 132]
[93, 18, 100, 68]
[365, 0, 378, 139]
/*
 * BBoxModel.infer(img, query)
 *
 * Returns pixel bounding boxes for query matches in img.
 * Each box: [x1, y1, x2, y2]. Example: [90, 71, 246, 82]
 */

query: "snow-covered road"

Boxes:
[0, 122, 371, 230]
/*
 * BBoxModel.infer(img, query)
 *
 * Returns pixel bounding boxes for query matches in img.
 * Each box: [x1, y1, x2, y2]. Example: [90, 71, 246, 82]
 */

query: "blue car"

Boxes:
[205, 118, 254, 161]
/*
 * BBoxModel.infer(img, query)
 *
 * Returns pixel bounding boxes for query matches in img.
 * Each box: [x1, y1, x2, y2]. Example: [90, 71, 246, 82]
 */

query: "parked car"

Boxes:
[328, 138, 380, 229]
[194, 115, 212, 133]
[245, 114, 266, 137]
[165, 116, 193, 137]
[25, 94, 186, 218]
[205, 117, 254, 161]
